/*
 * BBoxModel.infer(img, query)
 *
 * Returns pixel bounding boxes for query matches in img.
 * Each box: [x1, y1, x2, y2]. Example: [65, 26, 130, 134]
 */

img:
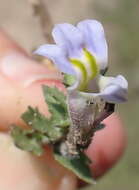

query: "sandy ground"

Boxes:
[0, 0, 96, 52]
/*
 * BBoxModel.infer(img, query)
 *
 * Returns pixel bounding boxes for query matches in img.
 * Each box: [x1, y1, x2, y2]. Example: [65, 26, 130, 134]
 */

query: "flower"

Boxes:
[35, 19, 128, 103]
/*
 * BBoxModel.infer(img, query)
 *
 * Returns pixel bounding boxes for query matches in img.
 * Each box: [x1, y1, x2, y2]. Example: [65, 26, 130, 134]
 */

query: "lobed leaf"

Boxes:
[11, 126, 44, 156]
[54, 147, 95, 184]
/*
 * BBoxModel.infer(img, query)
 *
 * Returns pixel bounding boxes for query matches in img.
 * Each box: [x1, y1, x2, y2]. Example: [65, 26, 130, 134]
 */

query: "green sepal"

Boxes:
[54, 146, 95, 185]
[63, 73, 76, 87]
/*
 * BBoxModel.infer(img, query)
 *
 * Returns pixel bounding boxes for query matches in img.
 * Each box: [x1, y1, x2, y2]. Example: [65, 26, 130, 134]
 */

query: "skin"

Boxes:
[0, 30, 126, 190]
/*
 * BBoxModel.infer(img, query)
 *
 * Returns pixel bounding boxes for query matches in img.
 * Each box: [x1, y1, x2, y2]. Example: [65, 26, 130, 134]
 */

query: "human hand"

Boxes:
[0, 30, 126, 190]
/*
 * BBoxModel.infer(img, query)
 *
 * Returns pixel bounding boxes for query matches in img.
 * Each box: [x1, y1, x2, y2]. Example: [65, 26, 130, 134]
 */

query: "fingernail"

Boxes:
[0, 52, 62, 87]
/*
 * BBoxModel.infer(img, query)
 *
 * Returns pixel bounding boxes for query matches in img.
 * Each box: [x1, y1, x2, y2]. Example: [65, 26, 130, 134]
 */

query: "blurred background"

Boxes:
[0, 0, 138, 189]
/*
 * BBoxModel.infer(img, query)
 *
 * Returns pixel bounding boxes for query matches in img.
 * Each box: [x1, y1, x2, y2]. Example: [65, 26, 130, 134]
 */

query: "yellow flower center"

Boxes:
[70, 48, 99, 91]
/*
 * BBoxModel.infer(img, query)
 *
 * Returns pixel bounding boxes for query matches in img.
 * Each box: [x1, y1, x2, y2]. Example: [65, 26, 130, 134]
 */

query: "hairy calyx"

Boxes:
[60, 91, 114, 157]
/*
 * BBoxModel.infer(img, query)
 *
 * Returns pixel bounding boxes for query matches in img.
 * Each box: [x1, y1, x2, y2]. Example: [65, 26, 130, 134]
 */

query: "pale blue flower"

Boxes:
[35, 19, 128, 103]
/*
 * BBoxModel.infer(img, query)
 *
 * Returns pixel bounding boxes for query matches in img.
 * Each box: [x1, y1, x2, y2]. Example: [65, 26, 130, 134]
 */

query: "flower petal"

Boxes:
[34, 44, 75, 75]
[77, 20, 108, 69]
[98, 75, 128, 103]
[80, 75, 128, 103]
[52, 23, 84, 58]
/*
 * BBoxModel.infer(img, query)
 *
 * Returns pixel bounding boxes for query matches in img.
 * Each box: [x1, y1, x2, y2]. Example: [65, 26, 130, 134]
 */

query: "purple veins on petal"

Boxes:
[34, 44, 75, 75]
[77, 19, 108, 69]
[52, 23, 84, 58]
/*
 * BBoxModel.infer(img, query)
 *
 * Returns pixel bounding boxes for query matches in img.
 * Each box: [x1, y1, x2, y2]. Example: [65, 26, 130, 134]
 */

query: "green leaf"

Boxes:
[42, 85, 70, 127]
[54, 148, 95, 185]
[11, 85, 98, 183]
[22, 106, 50, 133]
[11, 85, 71, 154]
[11, 126, 44, 156]
[21, 106, 66, 142]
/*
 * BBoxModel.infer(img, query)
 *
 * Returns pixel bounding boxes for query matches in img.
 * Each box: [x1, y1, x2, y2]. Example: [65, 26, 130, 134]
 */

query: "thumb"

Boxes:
[0, 30, 65, 131]
[0, 30, 77, 190]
